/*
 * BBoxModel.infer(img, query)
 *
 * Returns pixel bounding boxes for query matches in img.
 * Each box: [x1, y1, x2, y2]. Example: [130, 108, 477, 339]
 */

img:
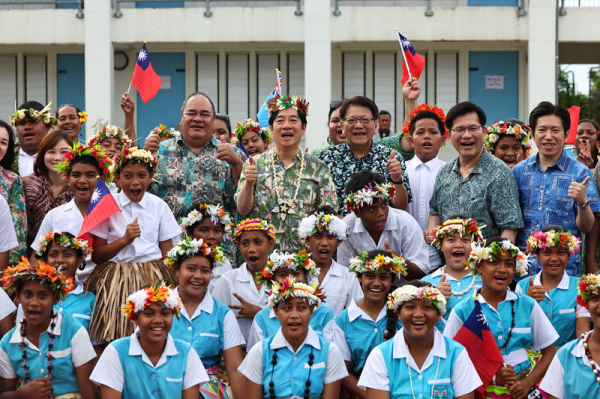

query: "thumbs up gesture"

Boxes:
[383, 238, 400, 257]
[437, 274, 452, 301]
[526, 276, 546, 302]
[217, 134, 243, 168]
[386, 150, 403, 184]
[244, 156, 259, 186]
[144, 128, 161, 153]
[124, 217, 141, 244]
[568, 176, 590, 206]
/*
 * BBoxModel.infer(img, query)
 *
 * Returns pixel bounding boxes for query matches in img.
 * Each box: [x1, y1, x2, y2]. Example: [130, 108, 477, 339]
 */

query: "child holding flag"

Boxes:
[86, 147, 180, 343]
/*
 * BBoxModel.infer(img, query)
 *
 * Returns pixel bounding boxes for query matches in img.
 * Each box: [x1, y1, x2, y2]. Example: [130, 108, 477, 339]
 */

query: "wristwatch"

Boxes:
[578, 199, 590, 209]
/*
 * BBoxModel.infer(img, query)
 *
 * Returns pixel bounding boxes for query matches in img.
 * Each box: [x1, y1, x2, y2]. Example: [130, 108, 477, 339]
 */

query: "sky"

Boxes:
[561, 64, 600, 95]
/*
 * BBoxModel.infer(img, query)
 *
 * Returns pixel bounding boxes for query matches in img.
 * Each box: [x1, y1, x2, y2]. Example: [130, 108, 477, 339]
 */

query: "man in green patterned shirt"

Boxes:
[236, 95, 337, 252]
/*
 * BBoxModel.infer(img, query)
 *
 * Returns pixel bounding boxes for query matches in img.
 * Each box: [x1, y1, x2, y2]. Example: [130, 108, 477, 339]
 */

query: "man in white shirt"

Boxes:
[0, 196, 18, 269]
[12, 101, 54, 176]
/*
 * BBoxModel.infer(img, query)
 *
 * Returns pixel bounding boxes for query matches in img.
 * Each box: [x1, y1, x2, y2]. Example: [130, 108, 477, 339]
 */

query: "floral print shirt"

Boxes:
[308, 134, 415, 161]
[236, 148, 337, 252]
[0, 166, 27, 264]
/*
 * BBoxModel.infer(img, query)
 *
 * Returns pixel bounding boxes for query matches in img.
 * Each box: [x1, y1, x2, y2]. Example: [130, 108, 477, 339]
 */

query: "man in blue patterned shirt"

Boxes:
[514, 101, 600, 276]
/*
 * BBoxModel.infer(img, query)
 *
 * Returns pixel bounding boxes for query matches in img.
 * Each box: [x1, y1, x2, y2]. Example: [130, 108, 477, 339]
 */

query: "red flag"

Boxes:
[131, 43, 162, 104]
[453, 301, 503, 394]
[78, 178, 121, 239]
[396, 31, 426, 85]
[565, 106, 581, 145]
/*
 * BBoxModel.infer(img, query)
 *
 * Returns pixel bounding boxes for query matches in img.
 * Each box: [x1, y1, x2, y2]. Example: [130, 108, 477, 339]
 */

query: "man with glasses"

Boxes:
[318, 96, 411, 215]
[514, 101, 599, 276]
[427, 101, 523, 242]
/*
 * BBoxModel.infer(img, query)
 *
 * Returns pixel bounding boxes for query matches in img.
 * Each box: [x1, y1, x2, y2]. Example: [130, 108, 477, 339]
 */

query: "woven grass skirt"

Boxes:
[84, 259, 175, 343]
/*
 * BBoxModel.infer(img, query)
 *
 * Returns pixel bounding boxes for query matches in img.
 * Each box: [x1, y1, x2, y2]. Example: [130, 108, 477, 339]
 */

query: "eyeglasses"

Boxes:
[330, 100, 342, 110]
[451, 125, 482, 135]
[343, 117, 374, 126]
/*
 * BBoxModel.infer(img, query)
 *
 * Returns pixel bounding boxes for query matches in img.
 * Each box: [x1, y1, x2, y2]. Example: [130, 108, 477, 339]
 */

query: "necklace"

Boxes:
[441, 266, 476, 296]
[21, 310, 56, 386]
[474, 290, 514, 352]
[406, 343, 440, 399]
[269, 347, 315, 399]
[582, 332, 600, 384]
[271, 149, 306, 221]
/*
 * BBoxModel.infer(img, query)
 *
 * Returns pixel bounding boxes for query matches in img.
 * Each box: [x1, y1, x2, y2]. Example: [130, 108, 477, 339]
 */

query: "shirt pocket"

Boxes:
[200, 333, 220, 338]
[49, 347, 73, 371]
[305, 362, 326, 369]
[166, 377, 183, 382]
[558, 308, 575, 315]
[511, 327, 532, 334]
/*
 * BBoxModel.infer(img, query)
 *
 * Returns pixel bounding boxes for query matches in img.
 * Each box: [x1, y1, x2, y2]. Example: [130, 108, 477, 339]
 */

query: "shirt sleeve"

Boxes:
[581, 167, 600, 213]
[316, 164, 338, 211]
[332, 323, 351, 362]
[357, 347, 388, 391]
[238, 342, 264, 385]
[212, 273, 232, 306]
[71, 326, 97, 367]
[88, 217, 110, 240]
[398, 213, 431, 273]
[322, 318, 337, 344]
[0, 344, 17, 379]
[442, 310, 465, 339]
[530, 301, 559, 350]
[89, 344, 124, 392]
[223, 309, 246, 350]
[489, 164, 524, 230]
[246, 319, 264, 351]
[428, 172, 442, 216]
[394, 152, 412, 203]
[538, 351, 564, 399]
[0, 197, 18, 253]
[451, 347, 482, 396]
[577, 304, 590, 318]
[0, 289, 16, 321]
[336, 240, 353, 268]
[183, 346, 209, 389]
[31, 211, 53, 251]
[323, 343, 349, 384]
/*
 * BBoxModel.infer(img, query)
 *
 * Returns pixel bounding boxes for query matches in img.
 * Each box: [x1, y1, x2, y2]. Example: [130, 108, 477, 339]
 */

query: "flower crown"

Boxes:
[121, 281, 181, 321]
[349, 250, 408, 277]
[401, 104, 448, 142]
[56, 142, 112, 177]
[88, 123, 133, 149]
[431, 218, 485, 250]
[257, 250, 320, 286]
[232, 218, 276, 243]
[267, 276, 325, 309]
[485, 121, 532, 158]
[78, 111, 88, 123]
[154, 124, 179, 139]
[526, 229, 581, 256]
[298, 212, 349, 242]
[267, 95, 309, 117]
[387, 285, 447, 315]
[345, 182, 395, 212]
[8, 103, 56, 128]
[163, 237, 226, 269]
[35, 231, 91, 259]
[576, 274, 600, 309]
[466, 240, 529, 277]
[115, 147, 158, 174]
[231, 119, 273, 147]
[180, 203, 233, 239]
[2, 257, 74, 300]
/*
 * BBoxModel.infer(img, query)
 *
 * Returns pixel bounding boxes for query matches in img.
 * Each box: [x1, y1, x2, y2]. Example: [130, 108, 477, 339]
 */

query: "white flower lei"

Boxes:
[271, 149, 306, 217]
[179, 204, 233, 238]
[267, 280, 323, 309]
[298, 213, 349, 242]
[467, 241, 530, 277]
[387, 285, 447, 315]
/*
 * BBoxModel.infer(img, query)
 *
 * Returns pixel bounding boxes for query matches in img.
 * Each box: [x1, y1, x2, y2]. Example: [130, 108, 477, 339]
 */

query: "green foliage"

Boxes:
[558, 65, 600, 122]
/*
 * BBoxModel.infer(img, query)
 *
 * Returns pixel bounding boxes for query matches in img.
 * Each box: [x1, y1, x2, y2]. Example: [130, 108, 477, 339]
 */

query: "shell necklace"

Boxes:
[271, 149, 306, 221]
[441, 266, 476, 296]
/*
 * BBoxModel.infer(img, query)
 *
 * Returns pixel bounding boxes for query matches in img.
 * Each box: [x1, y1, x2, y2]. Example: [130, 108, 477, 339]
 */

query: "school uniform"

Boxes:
[444, 290, 559, 376]
[54, 282, 96, 332]
[246, 303, 337, 350]
[239, 326, 348, 398]
[208, 258, 233, 294]
[540, 331, 600, 399]
[90, 333, 208, 399]
[358, 328, 482, 397]
[516, 271, 590, 347]
[317, 260, 363, 316]
[0, 289, 16, 323]
[0, 312, 96, 396]
[212, 262, 270, 341]
[0, 196, 18, 253]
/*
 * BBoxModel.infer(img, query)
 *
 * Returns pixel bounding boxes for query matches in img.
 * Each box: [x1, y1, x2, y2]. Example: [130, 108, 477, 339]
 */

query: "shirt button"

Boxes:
[419, 394, 423, 398]
[456, 282, 461, 286]
[293, 356, 297, 361]
[457, 295, 462, 299]
[374, 328, 378, 333]
[188, 326, 192, 331]
[40, 369, 44, 373]
[152, 373, 157, 378]
[497, 321, 502, 326]
[291, 378, 294, 383]
[39, 352, 42, 357]
[59, 308, 63, 312]
[498, 335, 503, 340]
[418, 375, 423, 380]
[154, 391, 158, 396]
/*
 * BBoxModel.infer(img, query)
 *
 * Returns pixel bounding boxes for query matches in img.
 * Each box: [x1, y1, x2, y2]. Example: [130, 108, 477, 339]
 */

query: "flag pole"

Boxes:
[127, 40, 147, 96]
[396, 29, 413, 80]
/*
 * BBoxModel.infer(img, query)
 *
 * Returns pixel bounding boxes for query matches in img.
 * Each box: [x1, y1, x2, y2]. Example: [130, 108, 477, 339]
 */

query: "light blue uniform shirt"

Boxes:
[54, 283, 96, 332]
[517, 271, 589, 347]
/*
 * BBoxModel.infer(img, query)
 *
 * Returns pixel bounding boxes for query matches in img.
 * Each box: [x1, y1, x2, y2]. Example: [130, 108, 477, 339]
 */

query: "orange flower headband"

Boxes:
[120, 281, 181, 321]
[402, 104, 448, 142]
[2, 257, 74, 300]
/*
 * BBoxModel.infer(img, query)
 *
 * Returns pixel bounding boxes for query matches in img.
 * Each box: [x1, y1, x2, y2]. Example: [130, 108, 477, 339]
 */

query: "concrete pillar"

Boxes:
[304, 0, 332, 150]
[84, 0, 113, 140]
[527, 0, 558, 113]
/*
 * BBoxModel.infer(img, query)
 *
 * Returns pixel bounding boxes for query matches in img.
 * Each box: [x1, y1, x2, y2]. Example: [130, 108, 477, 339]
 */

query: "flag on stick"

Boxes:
[130, 42, 162, 104]
[78, 178, 121, 240]
[565, 105, 581, 145]
[396, 30, 426, 85]
[257, 69, 283, 128]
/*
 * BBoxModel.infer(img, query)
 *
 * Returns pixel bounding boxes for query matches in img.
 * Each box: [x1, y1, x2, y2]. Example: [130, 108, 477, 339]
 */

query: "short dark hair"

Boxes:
[18, 101, 45, 113]
[215, 114, 232, 135]
[541, 224, 567, 234]
[117, 157, 153, 175]
[529, 101, 570, 135]
[409, 111, 445, 135]
[340, 96, 379, 120]
[56, 104, 82, 118]
[344, 171, 386, 196]
[34, 131, 73, 177]
[379, 110, 391, 118]
[0, 120, 16, 170]
[180, 92, 216, 117]
[69, 154, 102, 175]
[268, 108, 307, 127]
[328, 100, 344, 122]
[579, 119, 600, 137]
[445, 102, 486, 131]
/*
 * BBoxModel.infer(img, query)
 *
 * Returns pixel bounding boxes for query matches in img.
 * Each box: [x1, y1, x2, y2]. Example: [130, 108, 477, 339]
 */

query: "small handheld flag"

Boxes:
[396, 30, 426, 85]
[257, 69, 283, 128]
[78, 178, 121, 239]
[565, 105, 581, 145]
[130, 42, 162, 104]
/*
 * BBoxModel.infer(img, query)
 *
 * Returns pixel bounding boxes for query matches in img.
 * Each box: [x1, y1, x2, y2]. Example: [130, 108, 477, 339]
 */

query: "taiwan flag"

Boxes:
[131, 42, 162, 103]
[396, 31, 426, 85]
[453, 301, 504, 394]
[256, 69, 283, 128]
[78, 178, 121, 240]
[565, 105, 581, 145]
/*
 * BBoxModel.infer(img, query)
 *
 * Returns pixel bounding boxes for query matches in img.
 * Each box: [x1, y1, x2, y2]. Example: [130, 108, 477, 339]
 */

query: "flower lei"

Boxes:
[298, 212, 349, 242]
[180, 203, 233, 239]
[78, 111, 88, 123]
[232, 218, 276, 243]
[387, 285, 447, 315]
[257, 250, 320, 286]
[271, 149, 306, 218]
[121, 280, 181, 321]
[154, 123, 179, 139]
[577, 274, 600, 309]
[345, 182, 395, 212]
[267, 95, 309, 117]
[485, 121, 532, 158]
[401, 104, 448, 142]
[114, 147, 158, 174]
[87, 123, 133, 148]
[232, 118, 273, 147]
[163, 237, 226, 269]
[267, 276, 324, 309]
[466, 240, 530, 277]
[526, 229, 581, 256]
[55, 142, 112, 177]
[35, 231, 91, 259]
[8, 103, 56, 128]
[349, 250, 408, 277]
[431, 218, 484, 250]
[2, 257, 74, 300]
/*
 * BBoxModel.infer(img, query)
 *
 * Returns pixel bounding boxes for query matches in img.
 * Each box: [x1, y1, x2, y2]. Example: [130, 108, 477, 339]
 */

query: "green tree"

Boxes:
[558, 65, 600, 122]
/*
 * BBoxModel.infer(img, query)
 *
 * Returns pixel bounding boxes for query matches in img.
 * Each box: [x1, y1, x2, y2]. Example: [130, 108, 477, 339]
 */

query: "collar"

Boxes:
[327, 260, 343, 277]
[353, 211, 397, 234]
[347, 299, 387, 323]
[118, 190, 148, 208]
[429, 267, 469, 282]
[393, 329, 447, 370]
[571, 331, 593, 367]
[178, 134, 218, 152]
[270, 325, 321, 353]
[342, 140, 376, 160]
[18, 147, 36, 158]
[129, 332, 179, 369]
[64, 198, 76, 211]
[238, 263, 255, 282]
[533, 150, 568, 172]
[174, 288, 214, 320]
[268, 148, 304, 164]
[409, 155, 441, 170]
[453, 150, 486, 175]
[70, 282, 84, 295]
[533, 271, 570, 290]
[477, 289, 518, 305]
[10, 311, 65, 344]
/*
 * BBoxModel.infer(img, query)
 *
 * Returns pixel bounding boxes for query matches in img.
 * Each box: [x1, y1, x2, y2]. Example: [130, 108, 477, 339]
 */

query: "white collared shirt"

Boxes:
[337, 208, 431, 273]
[0, 196, 17, 253]
[18, 148, 36, 177]
[319, 260, 363, 316]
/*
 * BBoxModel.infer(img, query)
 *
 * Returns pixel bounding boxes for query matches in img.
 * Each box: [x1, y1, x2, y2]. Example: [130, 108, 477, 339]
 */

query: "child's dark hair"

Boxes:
[541, 224, 567, 234]
[384, 280, 435, 341]
[316, 206, 338, 217]
[344, 171, 386, 196]
[174, 253, 216, 271]
[69, 154, 102, 175]
[355, 249, 396, 279]
[184, 203, 227, 237]
[117, 158, 153, 175]
[409, 111, 445, 135]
